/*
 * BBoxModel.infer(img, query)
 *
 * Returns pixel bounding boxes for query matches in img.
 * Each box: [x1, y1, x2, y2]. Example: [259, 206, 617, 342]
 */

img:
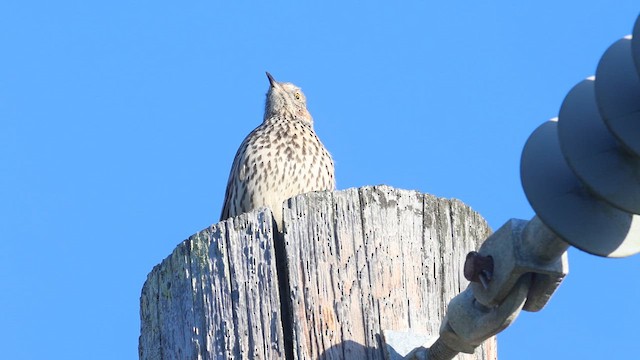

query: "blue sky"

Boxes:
[1, 2, 639, 359]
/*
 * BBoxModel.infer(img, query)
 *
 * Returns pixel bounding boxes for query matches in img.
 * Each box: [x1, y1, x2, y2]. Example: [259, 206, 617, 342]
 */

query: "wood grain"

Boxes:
[282, 186, 495, 360]
[140, 186, 497, 360]
[139, 210, 285, 360]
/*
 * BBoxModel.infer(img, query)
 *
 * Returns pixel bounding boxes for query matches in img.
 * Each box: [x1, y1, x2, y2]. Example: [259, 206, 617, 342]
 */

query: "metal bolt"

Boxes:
[464, 251, 494, 289]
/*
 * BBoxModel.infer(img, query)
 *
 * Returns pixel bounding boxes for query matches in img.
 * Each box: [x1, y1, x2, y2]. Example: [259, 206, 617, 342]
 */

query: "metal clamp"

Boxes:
[383, 217, 569, 360]
[406, 274, 531, 360]
[469, 216, 569, 312]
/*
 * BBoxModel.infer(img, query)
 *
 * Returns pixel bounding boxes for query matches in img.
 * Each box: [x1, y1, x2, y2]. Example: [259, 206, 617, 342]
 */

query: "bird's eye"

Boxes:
[294, 92, 301, 100]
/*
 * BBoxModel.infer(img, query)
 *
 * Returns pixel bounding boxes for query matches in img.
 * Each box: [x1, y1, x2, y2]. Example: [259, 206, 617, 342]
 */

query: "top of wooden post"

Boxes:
[139, 185, 497, 360]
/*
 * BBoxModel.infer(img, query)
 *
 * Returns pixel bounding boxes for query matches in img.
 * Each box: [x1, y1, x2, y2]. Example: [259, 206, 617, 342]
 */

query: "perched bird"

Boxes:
[220, 72, 335, 231]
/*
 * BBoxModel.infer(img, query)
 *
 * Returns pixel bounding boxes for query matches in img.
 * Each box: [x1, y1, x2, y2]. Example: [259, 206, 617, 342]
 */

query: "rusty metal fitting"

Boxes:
[464, 251, 494, 289]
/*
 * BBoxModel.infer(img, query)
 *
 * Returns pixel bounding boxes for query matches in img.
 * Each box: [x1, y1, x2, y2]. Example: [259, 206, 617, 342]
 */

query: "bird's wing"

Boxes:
[219, 145, 246, 222]
[219, 126, 260, 221]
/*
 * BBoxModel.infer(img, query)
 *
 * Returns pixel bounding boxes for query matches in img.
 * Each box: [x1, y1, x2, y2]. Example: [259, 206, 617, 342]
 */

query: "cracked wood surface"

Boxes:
[139, 186, 497, 360]
[283, 186, 496, 360]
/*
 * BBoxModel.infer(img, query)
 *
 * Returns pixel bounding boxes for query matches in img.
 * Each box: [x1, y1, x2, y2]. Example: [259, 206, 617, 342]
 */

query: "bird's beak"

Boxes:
[266, 72, 277, 88]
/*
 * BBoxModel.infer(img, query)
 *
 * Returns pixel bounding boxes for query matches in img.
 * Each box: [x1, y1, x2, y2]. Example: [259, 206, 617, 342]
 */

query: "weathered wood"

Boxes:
[140, 186, 497, 359]
[282, 186, 496, 360]
[139, 210, 285, 360]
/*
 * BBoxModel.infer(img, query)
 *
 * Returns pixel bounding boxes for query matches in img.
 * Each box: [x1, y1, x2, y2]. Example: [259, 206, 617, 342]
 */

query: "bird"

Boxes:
[220, 72, 335, 232]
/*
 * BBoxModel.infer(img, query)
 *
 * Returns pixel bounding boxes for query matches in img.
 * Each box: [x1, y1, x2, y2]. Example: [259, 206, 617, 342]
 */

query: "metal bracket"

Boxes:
[382, 330, 437, 360]
[382, 216, 569, 360]
[470, 217, 569, 312]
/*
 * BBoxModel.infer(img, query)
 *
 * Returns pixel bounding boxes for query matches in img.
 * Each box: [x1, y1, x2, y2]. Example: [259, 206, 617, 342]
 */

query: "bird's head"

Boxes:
[264, 72, 313, 126]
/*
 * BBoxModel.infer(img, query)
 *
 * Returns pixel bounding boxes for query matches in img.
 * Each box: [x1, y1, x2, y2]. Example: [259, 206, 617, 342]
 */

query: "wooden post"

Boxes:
[139, 185, 497, 360]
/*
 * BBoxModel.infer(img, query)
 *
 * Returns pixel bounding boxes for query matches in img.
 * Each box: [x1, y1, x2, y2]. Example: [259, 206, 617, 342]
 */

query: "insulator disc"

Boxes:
[558, 79, 640, 214]
[521, 120, 640, 257]
[595, 37, 640, 157]
[633, 15, 640, 76]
